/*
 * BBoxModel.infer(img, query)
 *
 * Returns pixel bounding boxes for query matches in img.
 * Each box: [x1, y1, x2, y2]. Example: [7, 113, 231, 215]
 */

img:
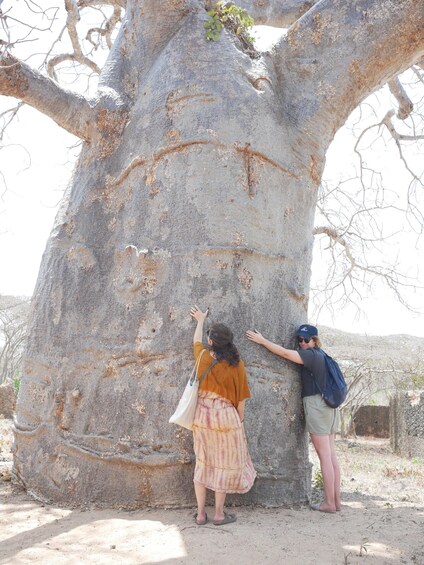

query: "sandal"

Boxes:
[194, 513, 208, 525]
[310, 503, 336, 513]
[213, 512, 237, 526]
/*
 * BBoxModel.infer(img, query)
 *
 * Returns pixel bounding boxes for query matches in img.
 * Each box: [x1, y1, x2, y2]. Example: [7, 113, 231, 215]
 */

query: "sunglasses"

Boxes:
[298, 337, 311, 344]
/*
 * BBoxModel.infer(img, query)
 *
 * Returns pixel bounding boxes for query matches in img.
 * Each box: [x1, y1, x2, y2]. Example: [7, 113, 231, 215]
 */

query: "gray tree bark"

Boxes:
[1, 0, 423, 507]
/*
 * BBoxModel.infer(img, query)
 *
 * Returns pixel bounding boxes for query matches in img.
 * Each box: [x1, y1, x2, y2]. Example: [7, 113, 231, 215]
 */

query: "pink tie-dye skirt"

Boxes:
[192, 391, 257, 494]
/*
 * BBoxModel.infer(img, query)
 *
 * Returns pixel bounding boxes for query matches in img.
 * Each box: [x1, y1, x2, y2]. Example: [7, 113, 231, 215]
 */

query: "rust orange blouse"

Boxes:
[193, 341, 251, 406]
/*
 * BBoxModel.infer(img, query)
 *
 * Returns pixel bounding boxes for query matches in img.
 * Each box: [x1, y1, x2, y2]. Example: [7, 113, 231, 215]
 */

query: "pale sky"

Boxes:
[0, 21, 423, 337]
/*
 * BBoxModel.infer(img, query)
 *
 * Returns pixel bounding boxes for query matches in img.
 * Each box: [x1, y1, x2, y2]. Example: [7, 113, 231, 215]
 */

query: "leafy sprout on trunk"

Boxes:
[204, 1, 257, 57]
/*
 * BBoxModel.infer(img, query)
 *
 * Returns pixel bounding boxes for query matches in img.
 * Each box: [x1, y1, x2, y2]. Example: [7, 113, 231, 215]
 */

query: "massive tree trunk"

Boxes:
[2, 0, 423, 507]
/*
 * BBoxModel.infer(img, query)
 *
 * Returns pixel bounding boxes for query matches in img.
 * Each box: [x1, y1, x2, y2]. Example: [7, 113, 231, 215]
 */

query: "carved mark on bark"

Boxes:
[109, 155, 148, 188]
[13, 421, 47, 435]
[146, 140, 214, 196]
[108, 140, 299, 194]
[309, 154, 320, 183]
[249, 75, 273, 91]
[287, 288, 307, 304]
[199, 246, 289, 262]
[110, 353, 167, 366]
[165, 90, 217, 118]
[61, 439, 186, 466]
[239, 142, 256, 198]
[234, 143, 299, 182]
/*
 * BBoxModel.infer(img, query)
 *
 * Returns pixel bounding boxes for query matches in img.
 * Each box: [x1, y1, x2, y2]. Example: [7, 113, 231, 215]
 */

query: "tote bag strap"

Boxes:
[189, 349, 217, 385]
[189, 349, 206, 385]
[197, 358, 218, 385]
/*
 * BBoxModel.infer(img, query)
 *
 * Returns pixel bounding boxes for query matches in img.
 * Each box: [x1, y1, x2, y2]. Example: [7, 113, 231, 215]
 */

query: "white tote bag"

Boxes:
[169, 350, 216, 430]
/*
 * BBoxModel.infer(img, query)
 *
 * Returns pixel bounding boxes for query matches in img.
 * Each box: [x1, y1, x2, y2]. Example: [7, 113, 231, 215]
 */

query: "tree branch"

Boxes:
[47, 0, 101, 80]
[0, 101, 24, 141]
[0, 52, 95, 141]
[381, 110, 424, 143]
[86, 5, 122, 50]
[313, 225, 357, 270]
[351, 108, 424, 204]
[388, 78, 414, 120]
[312, 221, 423, 314]
[275, 0, 424, 138]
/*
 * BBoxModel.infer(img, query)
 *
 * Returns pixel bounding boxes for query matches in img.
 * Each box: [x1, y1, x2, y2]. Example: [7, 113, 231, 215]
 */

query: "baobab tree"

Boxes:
[1, 0, 423, 507]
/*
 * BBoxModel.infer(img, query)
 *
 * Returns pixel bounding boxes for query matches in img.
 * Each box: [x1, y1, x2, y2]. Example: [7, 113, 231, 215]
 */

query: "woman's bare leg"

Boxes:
[214, 491, 227, 522]
[310, 433, 337, 512]
[329, 433, 341, 510]
[194, 482, 207, 522]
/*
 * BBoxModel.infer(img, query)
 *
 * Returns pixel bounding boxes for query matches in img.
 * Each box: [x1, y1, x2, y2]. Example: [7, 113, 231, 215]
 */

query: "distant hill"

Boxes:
[320, 325, 424, 369]
[320, 326, 424, 406]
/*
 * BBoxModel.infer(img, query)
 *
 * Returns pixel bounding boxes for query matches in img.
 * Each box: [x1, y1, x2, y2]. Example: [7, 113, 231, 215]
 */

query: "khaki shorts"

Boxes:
[303, 394, 340, 436]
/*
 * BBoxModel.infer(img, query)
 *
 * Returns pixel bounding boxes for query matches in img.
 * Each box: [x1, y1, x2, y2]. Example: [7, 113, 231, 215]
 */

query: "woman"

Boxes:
[246, 324, 341, 513]
[190, 305, 256, 526]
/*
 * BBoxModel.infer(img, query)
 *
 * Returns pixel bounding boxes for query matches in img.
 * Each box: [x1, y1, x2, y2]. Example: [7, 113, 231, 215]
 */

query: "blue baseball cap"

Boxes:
[296, 324, 318, 338]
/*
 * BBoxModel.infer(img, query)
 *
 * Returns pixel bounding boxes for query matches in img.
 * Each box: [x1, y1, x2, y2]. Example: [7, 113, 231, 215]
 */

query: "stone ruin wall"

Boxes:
[354, 405, 390, 438]
[390, 391, 424, 458]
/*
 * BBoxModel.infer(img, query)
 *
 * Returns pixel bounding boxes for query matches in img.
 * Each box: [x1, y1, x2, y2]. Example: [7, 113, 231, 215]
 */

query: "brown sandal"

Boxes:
[310, 503, 336, 513]
[194, 513, 208, 525]
[213, 512, 237, 526]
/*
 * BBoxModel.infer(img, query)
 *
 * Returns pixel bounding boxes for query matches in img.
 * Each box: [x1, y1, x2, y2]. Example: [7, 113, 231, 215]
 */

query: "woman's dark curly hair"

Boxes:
[207, 323, 240, 367]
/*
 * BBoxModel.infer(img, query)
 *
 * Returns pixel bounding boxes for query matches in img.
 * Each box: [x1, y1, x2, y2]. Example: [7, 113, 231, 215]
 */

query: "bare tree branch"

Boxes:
[415, 55, 424, 71]
[312, 224, 410, 296]
[47, 0, 101, 80]
[311, 59, 424, 319]
[274, 0, 424, 138]
[86, 5, 122, 50]
[381, 110, 424, 143]
[351, 108, 424, 224]
[388, 78, 414, 120]
[0, 101, 24, 141]
[0, 52, 95, 140]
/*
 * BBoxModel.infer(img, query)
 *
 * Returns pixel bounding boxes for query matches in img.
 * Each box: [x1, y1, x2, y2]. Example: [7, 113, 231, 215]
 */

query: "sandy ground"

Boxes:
[1, 418, 423, 565]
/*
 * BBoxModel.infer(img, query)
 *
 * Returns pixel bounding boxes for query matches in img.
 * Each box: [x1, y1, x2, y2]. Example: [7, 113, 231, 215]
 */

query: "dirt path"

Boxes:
[1, 418, 423, 565]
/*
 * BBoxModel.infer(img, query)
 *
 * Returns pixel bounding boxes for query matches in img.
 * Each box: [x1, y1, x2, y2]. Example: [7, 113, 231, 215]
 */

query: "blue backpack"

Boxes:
[316, 352, 348, 408]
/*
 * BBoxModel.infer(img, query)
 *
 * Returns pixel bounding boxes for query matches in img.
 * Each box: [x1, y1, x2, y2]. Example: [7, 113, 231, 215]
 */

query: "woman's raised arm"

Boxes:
[246, 330, 303, 365]
[190, 305, 209, 344]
